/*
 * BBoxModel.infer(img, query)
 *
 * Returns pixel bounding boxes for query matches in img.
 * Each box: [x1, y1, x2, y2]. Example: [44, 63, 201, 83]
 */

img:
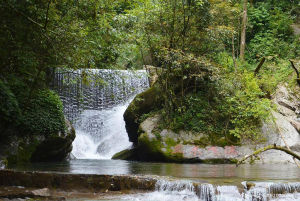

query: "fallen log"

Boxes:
[236, 144, 300, 166]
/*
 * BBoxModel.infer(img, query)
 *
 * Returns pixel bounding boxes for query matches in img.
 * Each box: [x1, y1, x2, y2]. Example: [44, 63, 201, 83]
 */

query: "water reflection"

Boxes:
[7, 159, 300, 182]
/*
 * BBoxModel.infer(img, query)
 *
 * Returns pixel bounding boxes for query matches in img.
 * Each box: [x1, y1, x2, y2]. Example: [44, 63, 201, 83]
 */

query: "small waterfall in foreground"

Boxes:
[122, 180, 300, 201]
[53, 69, 149, 159]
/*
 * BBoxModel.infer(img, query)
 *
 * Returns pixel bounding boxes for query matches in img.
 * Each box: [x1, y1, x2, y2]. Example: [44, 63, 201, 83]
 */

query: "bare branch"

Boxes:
[44, 0, 52, 30]
[237, 144, 300, 167]
[289, 60, 300, 86]
[6, 2, 44, 28]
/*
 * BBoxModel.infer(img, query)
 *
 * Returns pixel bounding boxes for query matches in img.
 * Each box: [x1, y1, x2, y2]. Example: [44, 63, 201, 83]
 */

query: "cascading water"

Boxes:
[121, 180, 300, 201]
[53, 69, 149, 159]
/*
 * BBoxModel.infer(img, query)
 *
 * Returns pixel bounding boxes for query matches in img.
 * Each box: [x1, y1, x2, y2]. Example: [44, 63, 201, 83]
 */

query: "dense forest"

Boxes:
[0, 0, 299, 164]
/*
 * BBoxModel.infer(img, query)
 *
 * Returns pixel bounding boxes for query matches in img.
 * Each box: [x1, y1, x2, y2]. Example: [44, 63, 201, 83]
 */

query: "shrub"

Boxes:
[220, 71, 271, 141]
[22, 89, 66, 135]
[160, 65, 271, 144]
[0, 80, 21, 131]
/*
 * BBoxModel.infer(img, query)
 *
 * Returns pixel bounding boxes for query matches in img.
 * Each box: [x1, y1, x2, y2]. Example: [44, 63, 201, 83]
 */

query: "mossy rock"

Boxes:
[131, 115, 243, 164]
[6, 119, 75, 165]
[0, 86, 76, 164]
[6, 138, 40, 165]
[112, 148, 139, 160]
[124, 85, 163, 144]
[31, 119, 75, 162]
[137, 132, 166, 161]
[136, 132, 185, 162]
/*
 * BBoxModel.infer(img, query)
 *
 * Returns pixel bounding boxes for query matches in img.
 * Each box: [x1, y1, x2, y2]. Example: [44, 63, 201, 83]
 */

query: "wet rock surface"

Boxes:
[0, 170, 157, 193]
[1, 119, 76, 165]
[0, 186, 65, 200]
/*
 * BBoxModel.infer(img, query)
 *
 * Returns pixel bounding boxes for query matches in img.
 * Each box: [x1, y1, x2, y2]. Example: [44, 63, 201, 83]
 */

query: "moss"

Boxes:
[229, 158, 239, 164]
[125, 86, 162, 122]
[182, 136, 210, 147]
[5, 119, 75, 164]
[215, 137, 228, 147]
[165, 137, 177, 147]
[201, 159, 237, 164]
[112, 149, 139, 160]
[163, 149, 184, 162]
[137, 132, 185, 162]
[137, 133, 165, 161]
[6, 138, 40, 165]
[140, 111, 158, 123]
[124, 85, 163, 143]
[31, 137, 72, 162]
[153, 131, 162, 140]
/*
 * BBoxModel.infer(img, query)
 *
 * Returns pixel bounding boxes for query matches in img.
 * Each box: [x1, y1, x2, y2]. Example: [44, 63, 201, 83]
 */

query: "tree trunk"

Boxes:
[290, 60, 300, 86]
[240, 0, 247, 61]
[232, 35, 237, 71]
[254, 57, 265, 75]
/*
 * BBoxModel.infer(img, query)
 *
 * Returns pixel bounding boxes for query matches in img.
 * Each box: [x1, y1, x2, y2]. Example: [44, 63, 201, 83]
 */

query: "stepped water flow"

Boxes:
[121, 180, 300, 201]
[53, 69, 149, 159]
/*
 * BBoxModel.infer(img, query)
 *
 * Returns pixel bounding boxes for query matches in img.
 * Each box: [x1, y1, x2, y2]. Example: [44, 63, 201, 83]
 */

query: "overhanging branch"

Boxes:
[237, 144, 300, 166]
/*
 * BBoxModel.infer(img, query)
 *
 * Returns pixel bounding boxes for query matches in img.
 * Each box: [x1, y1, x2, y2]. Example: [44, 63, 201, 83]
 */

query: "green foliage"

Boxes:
[219, 71, 271, 141]
[22, 90, 65, 136]
[0, 80, 21, 128]
[158, 57, 271, 143]
[247, 2, 298, 62]
[0, 0, 299, 148]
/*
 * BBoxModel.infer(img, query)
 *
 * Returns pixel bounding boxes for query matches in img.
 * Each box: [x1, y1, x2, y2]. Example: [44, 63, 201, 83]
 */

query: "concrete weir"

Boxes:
[0, 170, 157, 192]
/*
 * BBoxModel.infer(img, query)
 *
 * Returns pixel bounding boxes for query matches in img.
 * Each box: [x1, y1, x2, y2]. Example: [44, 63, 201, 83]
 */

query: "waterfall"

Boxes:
[196, 184, 215, 201]
[121, 180, 300, 201]
[53, 69, 149, 159]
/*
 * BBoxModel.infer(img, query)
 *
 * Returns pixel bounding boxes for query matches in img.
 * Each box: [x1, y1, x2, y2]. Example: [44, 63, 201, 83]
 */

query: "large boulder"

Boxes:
[124, 85, 163, 144]
[124, 64, 212, 144]
[133, 115, 245, 163]
[30, 119, 75, 162]
[0, 85, 76, 165]
[130, 113, 300, 163]
[4, 118, 75, 164]
[261, 85, 300, 152]
[118, 85, 300, 164]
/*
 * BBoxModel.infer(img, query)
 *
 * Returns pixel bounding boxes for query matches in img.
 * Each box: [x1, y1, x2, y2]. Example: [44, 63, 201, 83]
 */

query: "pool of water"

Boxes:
[7, 159, 300, 183]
